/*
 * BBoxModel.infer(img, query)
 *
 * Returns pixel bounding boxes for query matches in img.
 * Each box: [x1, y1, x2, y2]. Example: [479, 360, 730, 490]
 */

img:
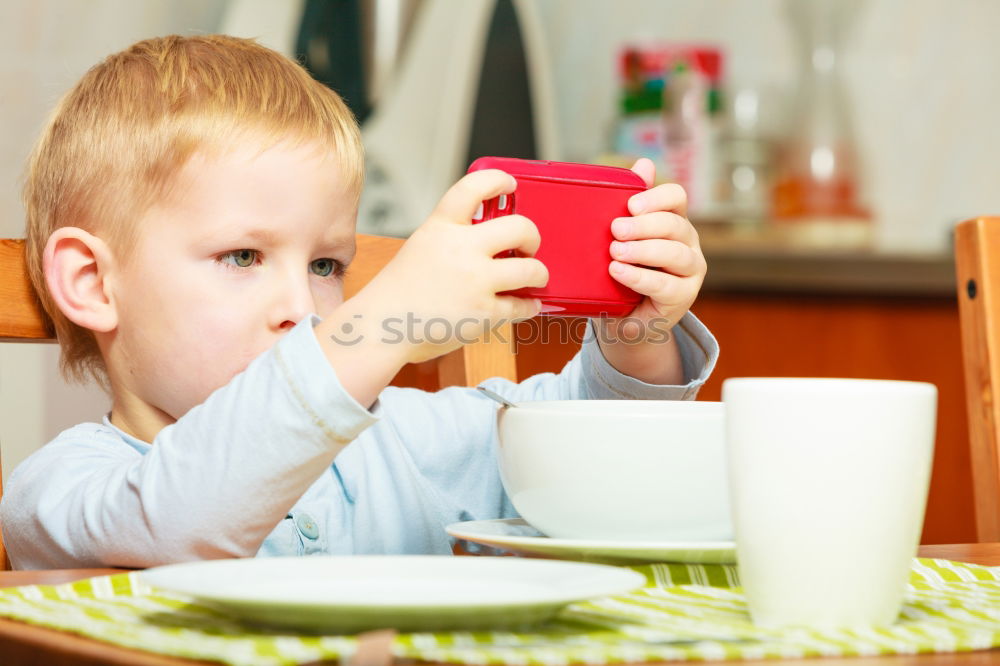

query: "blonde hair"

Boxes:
[24, 34, 363, 386]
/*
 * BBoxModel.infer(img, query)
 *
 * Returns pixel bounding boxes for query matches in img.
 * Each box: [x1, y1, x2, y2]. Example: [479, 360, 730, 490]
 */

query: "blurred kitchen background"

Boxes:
[2, 0, 998, 543]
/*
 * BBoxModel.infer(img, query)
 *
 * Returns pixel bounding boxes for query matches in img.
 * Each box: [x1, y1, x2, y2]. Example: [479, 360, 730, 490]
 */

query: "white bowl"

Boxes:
[496, 400, 730, 542]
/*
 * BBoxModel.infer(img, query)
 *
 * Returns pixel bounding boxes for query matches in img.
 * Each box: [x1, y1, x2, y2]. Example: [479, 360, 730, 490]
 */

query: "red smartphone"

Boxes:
[467, 156, 647, 317]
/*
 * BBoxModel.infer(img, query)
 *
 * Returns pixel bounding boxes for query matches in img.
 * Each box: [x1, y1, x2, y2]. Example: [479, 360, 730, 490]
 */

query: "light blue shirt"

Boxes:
[1, 314, 718, 569]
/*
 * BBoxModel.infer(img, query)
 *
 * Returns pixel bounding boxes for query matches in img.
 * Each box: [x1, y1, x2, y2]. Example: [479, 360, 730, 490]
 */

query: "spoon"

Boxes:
[477, 386, 517, 409]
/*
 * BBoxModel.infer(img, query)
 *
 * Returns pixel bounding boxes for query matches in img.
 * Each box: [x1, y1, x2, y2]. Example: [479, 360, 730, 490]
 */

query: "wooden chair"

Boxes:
[955, 216, 1000, 542]
[0, 234, 518, 569]
[343, 235, 517, 387]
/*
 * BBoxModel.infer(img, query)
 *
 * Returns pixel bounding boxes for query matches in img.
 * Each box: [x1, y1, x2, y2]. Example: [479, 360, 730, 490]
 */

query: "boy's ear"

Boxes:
[43, 227, 118, 333]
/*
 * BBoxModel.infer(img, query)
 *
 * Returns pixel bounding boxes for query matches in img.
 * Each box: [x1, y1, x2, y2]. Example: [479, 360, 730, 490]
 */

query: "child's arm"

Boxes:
[0, 317, 378, 569]
[316, 169, 547, 408]
[595, 159, 707, 385]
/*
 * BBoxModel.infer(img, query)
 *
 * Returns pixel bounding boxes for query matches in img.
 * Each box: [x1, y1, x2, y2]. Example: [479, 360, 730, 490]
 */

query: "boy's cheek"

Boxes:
[163, 341, 258, 412]
[313, 285, 346, 317]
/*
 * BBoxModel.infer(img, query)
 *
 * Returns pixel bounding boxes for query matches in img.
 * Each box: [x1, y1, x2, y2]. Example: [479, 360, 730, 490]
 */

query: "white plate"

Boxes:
[447, 519, 737, 565]
[139, 555, 644, 633]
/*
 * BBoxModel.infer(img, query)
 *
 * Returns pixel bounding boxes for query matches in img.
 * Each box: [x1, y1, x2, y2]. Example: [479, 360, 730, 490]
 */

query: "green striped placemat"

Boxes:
[0, 558, 997, 665]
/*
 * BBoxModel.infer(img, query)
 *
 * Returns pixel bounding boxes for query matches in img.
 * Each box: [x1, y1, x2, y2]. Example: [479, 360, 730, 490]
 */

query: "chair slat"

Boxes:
[0, 239, 54, 342]
[1, 234, 518, 385]
[348, 235, 518, 389]
[955, 216, 1000, 541]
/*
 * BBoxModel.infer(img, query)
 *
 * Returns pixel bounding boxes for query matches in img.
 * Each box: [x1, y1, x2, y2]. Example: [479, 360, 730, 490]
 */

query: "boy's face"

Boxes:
[105, 139, 357, 433]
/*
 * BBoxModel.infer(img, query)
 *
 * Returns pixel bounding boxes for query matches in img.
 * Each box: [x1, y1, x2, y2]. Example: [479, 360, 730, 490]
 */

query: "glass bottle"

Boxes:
[771, 0, 869, 229]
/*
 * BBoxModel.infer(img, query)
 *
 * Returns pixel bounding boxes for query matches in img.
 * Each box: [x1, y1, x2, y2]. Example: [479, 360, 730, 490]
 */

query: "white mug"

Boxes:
[722, 378, 937, 628]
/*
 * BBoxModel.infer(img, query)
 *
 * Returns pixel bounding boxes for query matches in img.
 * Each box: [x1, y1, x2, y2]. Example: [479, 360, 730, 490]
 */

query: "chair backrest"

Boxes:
[0, 233, 518, 569]
[0, 239, 53, 342]
[955, 216, 1000, 542]
[345, 235, 517, 387]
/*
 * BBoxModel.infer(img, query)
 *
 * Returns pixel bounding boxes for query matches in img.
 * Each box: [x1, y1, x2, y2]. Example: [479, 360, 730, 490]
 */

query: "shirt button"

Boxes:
[295, 512, 320, 540]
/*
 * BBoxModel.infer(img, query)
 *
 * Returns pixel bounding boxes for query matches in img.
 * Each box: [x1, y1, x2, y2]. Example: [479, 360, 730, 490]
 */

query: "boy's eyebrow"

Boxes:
[234, 228, 281, 246]
[214, 228, 356, 258]
[334, 237, 358, 262]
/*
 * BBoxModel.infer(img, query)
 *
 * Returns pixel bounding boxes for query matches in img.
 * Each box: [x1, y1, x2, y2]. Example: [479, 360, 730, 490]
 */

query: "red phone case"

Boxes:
[467, 157, 646, 317]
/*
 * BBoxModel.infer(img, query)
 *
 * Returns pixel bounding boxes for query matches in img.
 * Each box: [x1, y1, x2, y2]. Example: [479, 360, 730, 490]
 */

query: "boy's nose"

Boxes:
[271, 277, 315, 332]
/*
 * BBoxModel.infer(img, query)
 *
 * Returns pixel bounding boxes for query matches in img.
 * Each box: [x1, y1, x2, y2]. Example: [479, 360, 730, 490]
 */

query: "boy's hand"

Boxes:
[610, 158, 706, 331]
[347, 169, 547, 365]
[597, 158, 707, 384]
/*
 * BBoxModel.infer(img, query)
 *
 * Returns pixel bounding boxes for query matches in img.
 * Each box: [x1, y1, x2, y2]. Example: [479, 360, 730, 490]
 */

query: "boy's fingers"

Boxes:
[629, 182, 687, 218]
[629, 157, 656, 188]
[610, 239, 703, 277]
[432, 170, 517, 225]
[494, 295, 542, 322]
[610, 261, 676, 297]
[492, 257, 549, 292]
[611, 212, 700, 247]
[474, 214, 542, 257]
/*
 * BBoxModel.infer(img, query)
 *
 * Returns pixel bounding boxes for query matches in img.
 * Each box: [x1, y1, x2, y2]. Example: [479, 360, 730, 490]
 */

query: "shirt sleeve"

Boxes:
[478, 310, 718, 404]
[0, 316, 377, 569]
[579, 310, 719, 401]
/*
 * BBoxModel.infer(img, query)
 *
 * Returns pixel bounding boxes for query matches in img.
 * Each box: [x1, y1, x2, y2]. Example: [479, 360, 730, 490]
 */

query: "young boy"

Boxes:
[1, 35, 717, 569]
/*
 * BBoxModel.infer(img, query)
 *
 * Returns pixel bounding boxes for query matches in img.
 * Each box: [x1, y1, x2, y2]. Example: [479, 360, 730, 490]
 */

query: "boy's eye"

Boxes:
[220, 249, 258, 268]
[310, 258, 339, 277]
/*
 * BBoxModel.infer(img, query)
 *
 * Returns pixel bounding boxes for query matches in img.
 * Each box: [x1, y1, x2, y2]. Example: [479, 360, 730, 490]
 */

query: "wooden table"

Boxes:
[1, 544, 999, 665]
